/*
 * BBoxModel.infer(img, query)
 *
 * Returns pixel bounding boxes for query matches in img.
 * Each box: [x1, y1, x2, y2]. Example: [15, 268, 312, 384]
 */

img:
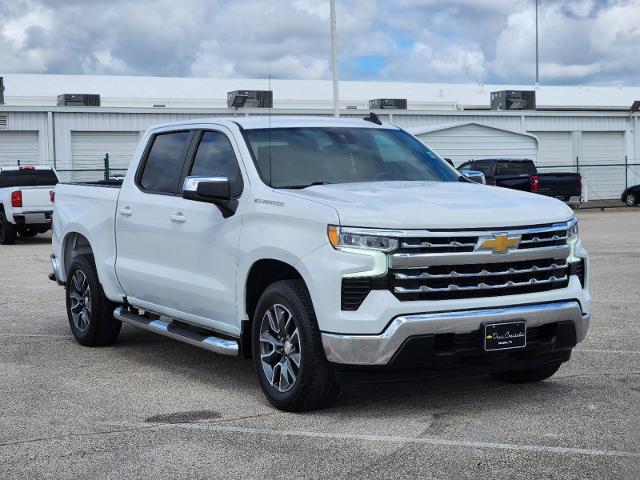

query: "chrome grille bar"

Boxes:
[394, 262, 568, 280]
[390, 244, 571, 269]
[519, 235, 567, 245]
[400, 240, 477, 249]
[394, 275, 569, 294]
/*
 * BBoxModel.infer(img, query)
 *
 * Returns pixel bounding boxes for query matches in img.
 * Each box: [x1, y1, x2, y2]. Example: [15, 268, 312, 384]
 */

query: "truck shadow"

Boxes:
[112, 324, 572, 415]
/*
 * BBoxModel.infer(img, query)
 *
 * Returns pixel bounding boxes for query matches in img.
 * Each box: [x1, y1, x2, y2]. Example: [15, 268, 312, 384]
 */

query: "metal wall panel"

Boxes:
[71, 131, 141, 169]
[416, 123, 537, 166]
[530, 131, 572, 166]
[0, 131, 40, 166]
[580, 131, 626, 200]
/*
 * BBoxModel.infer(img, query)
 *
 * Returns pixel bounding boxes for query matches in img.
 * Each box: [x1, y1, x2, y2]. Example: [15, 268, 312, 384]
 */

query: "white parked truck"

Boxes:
[0, 166, 58, 244]
[50, 117, 591, 411]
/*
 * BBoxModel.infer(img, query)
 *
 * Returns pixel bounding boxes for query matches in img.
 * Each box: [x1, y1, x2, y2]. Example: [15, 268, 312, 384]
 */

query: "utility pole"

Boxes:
[330, 0, 340, 117]
[535, 0, 539, 85]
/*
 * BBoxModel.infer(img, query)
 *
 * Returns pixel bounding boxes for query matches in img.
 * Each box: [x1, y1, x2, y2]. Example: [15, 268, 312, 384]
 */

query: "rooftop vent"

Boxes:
[227, 90, 273, 108]
[0, 114, 7, 129]
[57, 94, 101, 107]
[369, 98, 407, 109]
[490, 90, 536, 110]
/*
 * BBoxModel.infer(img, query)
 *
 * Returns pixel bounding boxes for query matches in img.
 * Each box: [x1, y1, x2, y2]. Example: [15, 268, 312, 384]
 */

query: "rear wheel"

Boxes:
[66, 255, 121, 346]
[625, 193, 637, 207]
[0, 210, 17, 245]
[252, 280, 339, 411]
[491, 363, 561, 384]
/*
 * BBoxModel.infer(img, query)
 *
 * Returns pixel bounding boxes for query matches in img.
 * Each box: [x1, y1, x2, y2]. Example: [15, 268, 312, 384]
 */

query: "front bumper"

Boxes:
[321, 300, 589, 366]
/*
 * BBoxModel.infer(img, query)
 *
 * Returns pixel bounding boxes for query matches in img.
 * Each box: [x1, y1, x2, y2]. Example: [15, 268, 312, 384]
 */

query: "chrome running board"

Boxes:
[113, 306, 239, 357]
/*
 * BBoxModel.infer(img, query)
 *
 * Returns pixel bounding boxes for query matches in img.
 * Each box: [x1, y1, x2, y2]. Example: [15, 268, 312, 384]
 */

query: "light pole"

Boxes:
[330, 0, 340, 117]
[535, 0, 539, 85]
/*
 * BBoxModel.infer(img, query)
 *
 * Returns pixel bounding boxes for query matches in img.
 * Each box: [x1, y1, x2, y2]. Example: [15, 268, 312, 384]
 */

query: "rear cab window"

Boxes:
[138, 131, 191, 194]
[0, 169, 59, 188]
[496, 161, 536, 176]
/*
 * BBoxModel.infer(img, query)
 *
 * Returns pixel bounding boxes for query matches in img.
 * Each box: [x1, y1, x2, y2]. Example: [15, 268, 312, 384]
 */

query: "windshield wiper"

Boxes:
[277, 182, 333, 189]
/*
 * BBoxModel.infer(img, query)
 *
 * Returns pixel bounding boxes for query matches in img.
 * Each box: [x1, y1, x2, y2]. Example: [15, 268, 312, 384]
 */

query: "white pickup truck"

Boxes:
[0, 166, 58, 244]
[51, 116, 591, 411]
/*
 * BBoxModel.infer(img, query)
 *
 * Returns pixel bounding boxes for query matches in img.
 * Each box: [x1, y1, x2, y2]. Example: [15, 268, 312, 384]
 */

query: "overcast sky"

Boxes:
[1, 0, 639, 85]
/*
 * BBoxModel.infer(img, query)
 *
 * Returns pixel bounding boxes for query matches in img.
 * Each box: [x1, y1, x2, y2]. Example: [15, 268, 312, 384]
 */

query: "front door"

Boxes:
[115, 127, 244, 336]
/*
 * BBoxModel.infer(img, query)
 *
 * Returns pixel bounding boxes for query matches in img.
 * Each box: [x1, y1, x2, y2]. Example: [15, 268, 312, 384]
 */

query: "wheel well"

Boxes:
[62, 232, 94, 278]
[242, 259, 304, 358]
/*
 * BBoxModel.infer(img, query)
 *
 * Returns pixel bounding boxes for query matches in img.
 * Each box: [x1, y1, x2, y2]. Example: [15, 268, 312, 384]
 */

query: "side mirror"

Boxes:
[461, 170, 486, 184]
[182, 176, 238, 217]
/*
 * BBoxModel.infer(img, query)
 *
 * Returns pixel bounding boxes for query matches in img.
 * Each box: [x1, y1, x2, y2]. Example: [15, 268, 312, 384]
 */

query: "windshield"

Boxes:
[243, 127, 459, 188]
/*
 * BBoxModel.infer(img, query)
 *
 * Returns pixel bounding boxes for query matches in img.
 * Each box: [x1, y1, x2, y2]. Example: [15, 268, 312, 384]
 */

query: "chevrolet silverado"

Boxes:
[50, 117, 591, 411]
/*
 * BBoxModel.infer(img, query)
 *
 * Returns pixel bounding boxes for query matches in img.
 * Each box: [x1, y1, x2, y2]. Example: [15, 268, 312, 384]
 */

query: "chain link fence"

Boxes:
[56, 168, 128, 183]
[537, 159, 640, 201]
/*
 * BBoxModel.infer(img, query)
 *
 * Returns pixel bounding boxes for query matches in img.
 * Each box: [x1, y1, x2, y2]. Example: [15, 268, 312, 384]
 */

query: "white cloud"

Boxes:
[0, 0, 638, 86]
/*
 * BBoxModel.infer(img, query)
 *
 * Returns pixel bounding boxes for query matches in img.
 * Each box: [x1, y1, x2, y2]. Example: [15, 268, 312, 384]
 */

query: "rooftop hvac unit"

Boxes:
[227, 90, 273, 108]
[369, 98, 407, 109]
[57, 94, 101, 107]
[490, 90, 536, 110]
[0, 77, 4, 105]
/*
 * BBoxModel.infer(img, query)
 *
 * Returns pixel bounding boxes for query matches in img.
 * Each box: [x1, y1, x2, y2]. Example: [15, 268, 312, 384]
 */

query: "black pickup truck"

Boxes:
[458, 159, 582, 206]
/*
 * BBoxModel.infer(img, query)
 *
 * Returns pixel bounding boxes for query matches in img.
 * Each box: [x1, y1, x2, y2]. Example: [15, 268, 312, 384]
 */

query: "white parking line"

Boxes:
[592, 299, 640, 303]
[575, 348, 640, 355]
[0, 333, 73, 338]
[201, 425, 640, 459]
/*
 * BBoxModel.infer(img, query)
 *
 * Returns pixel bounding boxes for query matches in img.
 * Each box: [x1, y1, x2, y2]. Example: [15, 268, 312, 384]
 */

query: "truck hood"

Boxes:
[283, 181, 574, 229]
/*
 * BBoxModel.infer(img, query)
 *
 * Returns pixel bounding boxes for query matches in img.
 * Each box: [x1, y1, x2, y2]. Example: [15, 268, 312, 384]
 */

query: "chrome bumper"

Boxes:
[321, 301, 590, 366]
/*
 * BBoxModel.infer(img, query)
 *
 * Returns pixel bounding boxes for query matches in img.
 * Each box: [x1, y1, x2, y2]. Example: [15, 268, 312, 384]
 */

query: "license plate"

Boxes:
[484, 321, 527, 351]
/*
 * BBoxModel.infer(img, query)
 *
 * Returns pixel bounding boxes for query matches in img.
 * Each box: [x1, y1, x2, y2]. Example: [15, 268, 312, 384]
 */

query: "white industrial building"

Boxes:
[0, 73, 639, 199]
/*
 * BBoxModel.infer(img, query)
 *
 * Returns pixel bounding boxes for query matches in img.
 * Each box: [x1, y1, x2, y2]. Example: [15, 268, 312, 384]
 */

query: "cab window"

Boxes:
[139, 131, 191, 194]
[190, 131, 243, 197]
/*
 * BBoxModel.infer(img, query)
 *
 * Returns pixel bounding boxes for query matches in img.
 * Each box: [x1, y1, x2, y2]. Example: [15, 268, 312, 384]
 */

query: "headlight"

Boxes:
[567, 218, 579, 241]
[327, 225, 398, 252]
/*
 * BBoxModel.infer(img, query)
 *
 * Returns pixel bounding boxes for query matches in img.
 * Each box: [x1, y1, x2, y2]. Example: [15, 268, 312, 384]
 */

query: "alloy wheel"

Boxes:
[259, 303, 301, 393]
[69, 270, 92, 333]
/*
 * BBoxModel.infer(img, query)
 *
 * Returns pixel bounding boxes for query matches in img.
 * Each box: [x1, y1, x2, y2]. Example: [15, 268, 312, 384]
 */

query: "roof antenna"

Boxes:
[363, 111, 382, 125]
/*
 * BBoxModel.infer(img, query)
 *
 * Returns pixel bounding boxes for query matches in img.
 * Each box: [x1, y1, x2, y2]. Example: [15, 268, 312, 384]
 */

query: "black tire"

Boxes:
[491, 363, 561, 384]
[66, 255, 122, 346]
[18, 228, 38, 238]
[0, 210, 17, 245]
[252, 279, 339, 412]
[625, 193, 637, 207]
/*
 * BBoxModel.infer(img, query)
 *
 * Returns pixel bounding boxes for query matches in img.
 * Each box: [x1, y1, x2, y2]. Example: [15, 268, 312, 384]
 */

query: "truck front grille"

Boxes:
[391, 258, 569, 301]
[340, 221, 575, 310]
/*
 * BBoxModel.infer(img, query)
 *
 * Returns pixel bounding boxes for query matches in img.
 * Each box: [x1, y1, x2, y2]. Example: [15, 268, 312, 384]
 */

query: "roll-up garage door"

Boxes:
[71, 131, 140, 169]
[530, 132, 572, 167]
[580, 132, 625, 200]
[416, 123, 538, 167]
[0, 131, 40, 167]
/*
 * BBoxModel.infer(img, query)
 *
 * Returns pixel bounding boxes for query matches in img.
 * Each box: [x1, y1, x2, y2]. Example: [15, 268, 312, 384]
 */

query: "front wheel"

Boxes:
[252, 280, 339, 411]
[66, 255, 122, 346]
[625, 193, 637, 207]
[491, 363, 561, 384]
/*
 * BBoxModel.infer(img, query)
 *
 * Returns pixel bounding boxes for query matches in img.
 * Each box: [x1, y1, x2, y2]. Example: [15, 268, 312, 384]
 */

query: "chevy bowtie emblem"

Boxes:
[476, 233, 521, 254]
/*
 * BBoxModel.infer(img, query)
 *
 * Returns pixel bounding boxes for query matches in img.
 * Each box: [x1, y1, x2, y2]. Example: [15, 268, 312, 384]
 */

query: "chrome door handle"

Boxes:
[119, 207, 133, 216]
[169, 213, 186, 223]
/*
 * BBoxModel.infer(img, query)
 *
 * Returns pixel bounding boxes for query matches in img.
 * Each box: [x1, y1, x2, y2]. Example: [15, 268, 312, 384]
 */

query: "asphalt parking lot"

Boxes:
[1, 210, 639, 479]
